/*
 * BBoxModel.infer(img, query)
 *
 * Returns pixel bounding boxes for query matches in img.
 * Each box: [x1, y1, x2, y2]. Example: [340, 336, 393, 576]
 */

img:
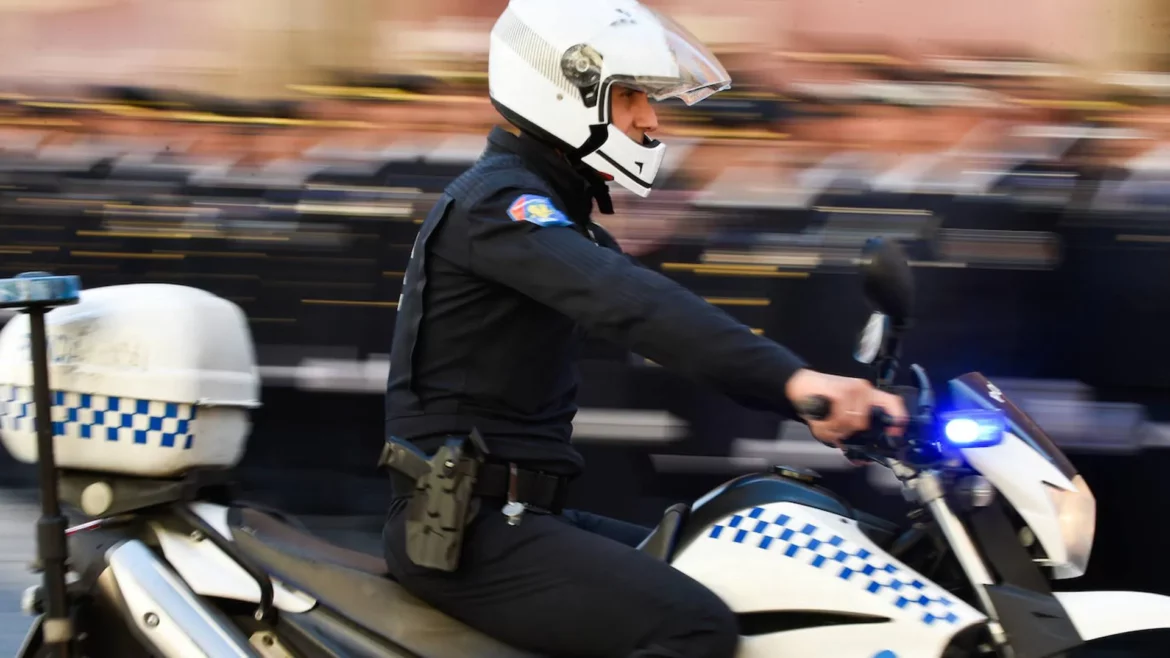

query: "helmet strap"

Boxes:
[573, 160, 614, 214]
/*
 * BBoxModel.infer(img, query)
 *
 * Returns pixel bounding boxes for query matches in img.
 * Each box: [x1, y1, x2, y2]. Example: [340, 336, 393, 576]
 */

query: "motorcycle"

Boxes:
[2, 237, 1169, 658]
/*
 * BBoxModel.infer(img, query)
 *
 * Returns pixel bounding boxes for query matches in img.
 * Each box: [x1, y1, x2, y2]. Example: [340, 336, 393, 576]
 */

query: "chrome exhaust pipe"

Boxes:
[97, 539, 260, 657]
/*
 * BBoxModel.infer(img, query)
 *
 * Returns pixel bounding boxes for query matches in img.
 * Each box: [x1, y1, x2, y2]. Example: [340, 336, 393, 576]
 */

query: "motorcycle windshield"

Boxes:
[948, 372, 1078, 479]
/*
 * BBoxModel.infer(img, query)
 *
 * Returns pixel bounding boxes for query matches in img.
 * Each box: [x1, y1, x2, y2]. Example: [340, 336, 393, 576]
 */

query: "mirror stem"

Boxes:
[876, 330, 903, 389]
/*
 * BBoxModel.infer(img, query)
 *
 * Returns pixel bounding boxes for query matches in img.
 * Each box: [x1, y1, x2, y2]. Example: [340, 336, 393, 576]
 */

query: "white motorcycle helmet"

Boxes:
[488, 0, 732, 197]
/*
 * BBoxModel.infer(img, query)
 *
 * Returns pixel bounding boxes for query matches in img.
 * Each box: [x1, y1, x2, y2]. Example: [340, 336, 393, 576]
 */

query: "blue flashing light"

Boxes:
[940, 409, 1005, 448]
[0, 273, 81, 309]
[945, 419, 982, 444]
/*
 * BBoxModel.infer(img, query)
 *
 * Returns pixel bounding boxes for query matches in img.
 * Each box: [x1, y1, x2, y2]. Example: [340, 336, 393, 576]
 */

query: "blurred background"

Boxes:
[3, 0, 1170, 652]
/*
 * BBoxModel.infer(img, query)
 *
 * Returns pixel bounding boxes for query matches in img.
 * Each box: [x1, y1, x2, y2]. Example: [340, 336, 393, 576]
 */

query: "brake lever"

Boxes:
[840, 408, 896, 448]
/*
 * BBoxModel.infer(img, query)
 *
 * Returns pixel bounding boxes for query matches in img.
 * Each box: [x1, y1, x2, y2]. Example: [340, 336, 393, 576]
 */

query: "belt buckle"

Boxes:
[501, 463, 527, 526]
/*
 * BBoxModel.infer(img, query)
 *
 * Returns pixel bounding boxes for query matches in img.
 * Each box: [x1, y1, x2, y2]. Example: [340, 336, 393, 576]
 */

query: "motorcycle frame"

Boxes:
[902, 467, 1010, 652]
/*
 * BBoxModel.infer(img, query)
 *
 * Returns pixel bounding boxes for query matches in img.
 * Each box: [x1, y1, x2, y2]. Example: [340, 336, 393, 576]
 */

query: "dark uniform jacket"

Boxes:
[386, 127, 807, 475]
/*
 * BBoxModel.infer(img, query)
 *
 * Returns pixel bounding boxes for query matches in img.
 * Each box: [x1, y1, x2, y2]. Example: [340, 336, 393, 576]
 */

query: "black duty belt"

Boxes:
[391, 461, 569, 514]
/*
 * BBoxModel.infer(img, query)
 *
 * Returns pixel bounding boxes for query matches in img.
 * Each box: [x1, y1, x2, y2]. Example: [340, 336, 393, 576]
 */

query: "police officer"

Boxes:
[382, 1, 908, 656]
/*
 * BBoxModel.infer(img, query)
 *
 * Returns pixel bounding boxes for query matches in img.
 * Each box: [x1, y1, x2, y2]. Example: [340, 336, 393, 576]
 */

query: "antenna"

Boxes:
[0, 272, 81, 658]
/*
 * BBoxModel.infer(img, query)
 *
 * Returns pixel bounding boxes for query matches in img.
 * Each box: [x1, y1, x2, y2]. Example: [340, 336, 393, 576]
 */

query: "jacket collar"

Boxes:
[485, 126, 614, 218]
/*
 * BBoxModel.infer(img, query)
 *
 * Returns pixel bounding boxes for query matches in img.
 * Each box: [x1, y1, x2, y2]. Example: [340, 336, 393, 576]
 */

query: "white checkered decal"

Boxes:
[709, 506, 961, 626]
[0, 384, 196, 449]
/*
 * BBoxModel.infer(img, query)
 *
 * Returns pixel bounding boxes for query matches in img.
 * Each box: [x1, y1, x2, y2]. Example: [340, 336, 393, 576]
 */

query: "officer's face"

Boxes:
[610, 86, 658, 145]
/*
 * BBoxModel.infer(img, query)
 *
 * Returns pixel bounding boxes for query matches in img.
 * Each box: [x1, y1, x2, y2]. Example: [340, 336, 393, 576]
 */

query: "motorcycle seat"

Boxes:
[226, 507, 539, 658]
[231, 507, 389, 575]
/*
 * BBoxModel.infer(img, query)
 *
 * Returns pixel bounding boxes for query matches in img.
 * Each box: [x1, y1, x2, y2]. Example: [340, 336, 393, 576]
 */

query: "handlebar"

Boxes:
[795, 395, 902, 453]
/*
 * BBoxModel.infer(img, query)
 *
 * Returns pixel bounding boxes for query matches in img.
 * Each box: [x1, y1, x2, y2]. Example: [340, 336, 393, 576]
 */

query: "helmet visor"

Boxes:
[617, 10, 732, 106]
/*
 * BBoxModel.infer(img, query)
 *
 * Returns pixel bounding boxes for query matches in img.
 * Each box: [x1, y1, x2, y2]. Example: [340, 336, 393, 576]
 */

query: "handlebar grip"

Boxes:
[796, 396, 899, 447]
[795, 395, 832, 421]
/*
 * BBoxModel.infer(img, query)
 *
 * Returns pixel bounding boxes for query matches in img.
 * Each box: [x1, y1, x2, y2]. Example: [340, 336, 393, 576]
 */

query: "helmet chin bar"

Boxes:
[488, 97, 665, 197]
[578, 123, 665, 197]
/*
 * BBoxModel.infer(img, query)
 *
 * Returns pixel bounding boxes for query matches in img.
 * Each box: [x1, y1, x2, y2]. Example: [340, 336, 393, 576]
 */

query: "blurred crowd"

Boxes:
[5, 49, 1170, 217]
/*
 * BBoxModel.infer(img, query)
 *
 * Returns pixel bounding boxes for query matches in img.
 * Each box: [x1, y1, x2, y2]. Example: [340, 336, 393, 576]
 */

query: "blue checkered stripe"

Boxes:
[709, 506, 960, 626]
[0, 384, 197, 450]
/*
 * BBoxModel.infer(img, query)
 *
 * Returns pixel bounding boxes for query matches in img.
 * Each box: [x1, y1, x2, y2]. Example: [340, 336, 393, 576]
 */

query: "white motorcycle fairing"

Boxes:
[670, 501, 987, 658]
[958, 431, 1087, 578]
[1055, 590, 1170, 642]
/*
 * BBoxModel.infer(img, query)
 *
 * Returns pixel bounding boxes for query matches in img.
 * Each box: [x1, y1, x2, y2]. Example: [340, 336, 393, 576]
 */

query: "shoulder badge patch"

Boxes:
[507, 194, 573, 227]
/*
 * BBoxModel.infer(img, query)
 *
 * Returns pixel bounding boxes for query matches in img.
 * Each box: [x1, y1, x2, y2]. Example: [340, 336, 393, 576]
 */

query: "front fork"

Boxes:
[902, 467, 1013, 657]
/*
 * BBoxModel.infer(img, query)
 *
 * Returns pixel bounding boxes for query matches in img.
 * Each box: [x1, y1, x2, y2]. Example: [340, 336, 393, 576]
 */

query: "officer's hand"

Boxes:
[785, 369, 907, 449]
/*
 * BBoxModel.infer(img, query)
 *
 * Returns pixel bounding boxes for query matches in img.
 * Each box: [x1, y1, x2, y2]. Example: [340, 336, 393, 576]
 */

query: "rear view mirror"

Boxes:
[854, 311, 888, 365]
[860, 237, 914, 327]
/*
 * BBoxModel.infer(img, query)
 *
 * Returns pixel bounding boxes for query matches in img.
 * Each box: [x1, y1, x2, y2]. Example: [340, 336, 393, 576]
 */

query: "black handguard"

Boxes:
[381, 430, 490, 572]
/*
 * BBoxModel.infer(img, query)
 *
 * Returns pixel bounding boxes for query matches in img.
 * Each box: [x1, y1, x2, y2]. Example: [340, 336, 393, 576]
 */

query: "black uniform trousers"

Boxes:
[383, 497, 739, 658]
